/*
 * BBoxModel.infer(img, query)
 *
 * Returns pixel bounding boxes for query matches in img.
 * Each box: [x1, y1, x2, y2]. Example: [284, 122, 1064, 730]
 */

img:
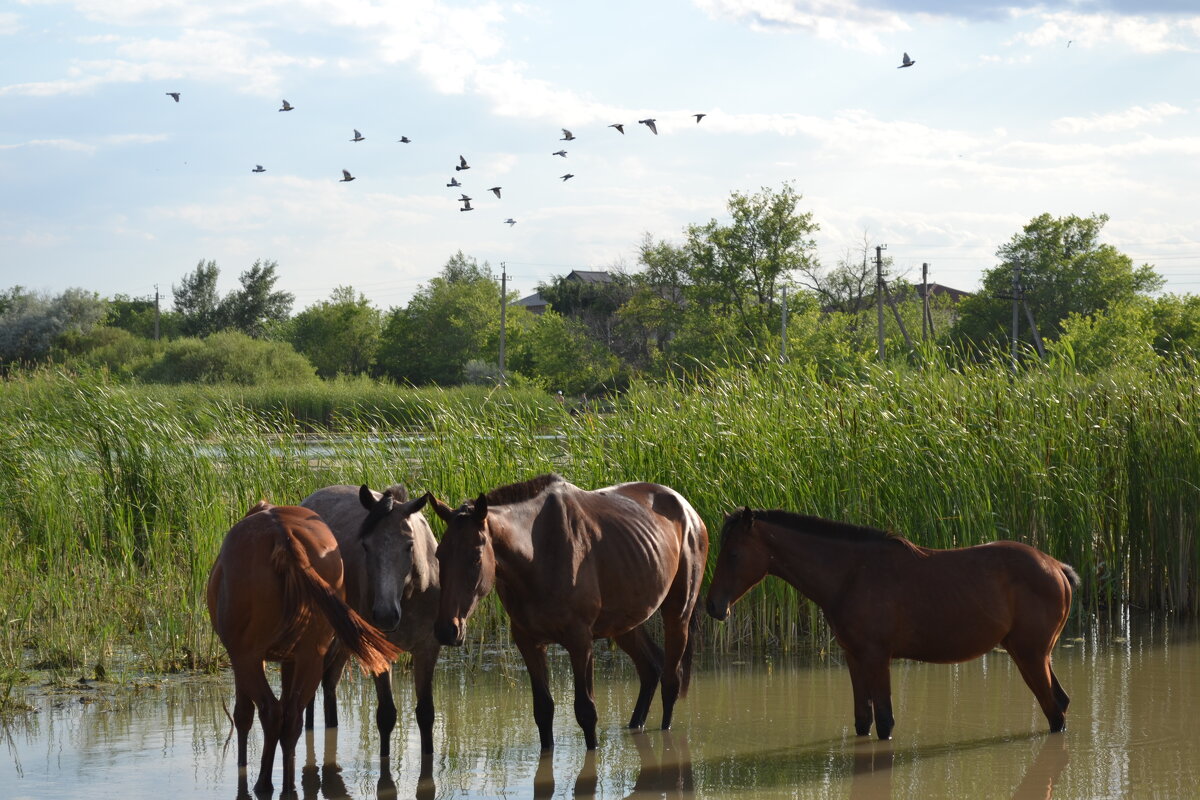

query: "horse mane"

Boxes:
[753, 509, 923, 553]
[483, 473, 565, 506]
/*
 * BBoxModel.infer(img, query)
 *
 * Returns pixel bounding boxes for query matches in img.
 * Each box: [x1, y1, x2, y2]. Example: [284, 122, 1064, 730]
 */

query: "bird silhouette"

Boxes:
[251, 165, 265, 173]
[351, 129, 365, 142]
[638, 118, 658, 135]
[166, 92, 180, 102]
[560, 173, 574, 181]
[456, 155, 470, 171]
[561, 128, 575, 141]
[898, 52, 915, 68]
[447, 177, 462, 187]
[505, 218, 517, 226]
[398, 136, 411, 143]
[552, 149, 567, 157]
[459, 194, 472, 203]
[694, 113, 706, 123]
[609, 123, 625, 134]
[279, 99, 294, 111]
[460, 199, 474, 211]
[340, 169, 355, 182]
[489, 187, 502, 198]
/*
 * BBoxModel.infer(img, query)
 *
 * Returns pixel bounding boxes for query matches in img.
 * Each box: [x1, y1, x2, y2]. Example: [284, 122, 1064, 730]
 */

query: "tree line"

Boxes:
[4, 184, 1198, 391]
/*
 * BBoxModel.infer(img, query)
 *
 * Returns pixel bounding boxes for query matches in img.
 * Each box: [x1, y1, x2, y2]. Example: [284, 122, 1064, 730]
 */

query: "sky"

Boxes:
[2, 0, 1199, 312]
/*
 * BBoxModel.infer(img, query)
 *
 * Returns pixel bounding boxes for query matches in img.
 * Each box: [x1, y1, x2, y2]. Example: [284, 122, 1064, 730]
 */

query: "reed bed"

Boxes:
[1, 360, 1196, 680]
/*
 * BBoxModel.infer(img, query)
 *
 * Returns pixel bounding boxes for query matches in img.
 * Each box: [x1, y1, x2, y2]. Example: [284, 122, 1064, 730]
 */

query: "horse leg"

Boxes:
[231, 655, 281, 797]
[513, 629, 555, 750]
[846, 649, 894, 739]
[411, 645, 440, 756]
[659, 608, 692, 731]
[613, 626, 663, 730]
[319, 642, 350, 730]
[1006, 644, 1067, 733]
[844, 653, 873, 736]
[279, 655, 326, 795]
[1051, 668, 1070, 713]
[563, 634, 599, 750]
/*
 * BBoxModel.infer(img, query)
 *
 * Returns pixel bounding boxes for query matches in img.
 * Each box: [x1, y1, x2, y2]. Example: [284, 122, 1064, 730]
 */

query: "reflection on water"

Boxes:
[4, 617, 1198, 798]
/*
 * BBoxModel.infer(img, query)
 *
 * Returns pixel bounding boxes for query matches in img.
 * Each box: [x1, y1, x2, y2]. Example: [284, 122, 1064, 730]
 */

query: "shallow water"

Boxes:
[6, 616, 1198, 799]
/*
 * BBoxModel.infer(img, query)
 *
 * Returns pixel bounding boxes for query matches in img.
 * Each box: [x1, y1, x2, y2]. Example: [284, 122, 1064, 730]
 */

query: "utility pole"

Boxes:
[154, 284, 161, 341]
[1011, 261, 1021, 374]
[780, 285, 788, 363]
[876, 245, 887, 362]
[498, 263, 507, 386]
[921, 263, 930, 342]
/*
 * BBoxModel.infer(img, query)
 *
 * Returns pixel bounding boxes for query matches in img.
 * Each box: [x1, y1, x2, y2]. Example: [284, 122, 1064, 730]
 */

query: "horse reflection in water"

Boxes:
[293, 728, 435, 800]
[207, 502, 398, 797]
[532, 732, 694, 799]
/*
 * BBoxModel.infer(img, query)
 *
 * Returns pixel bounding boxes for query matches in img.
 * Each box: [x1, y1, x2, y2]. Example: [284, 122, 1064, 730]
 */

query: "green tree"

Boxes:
[521, 310, 622, 394]
[952, 213, 1163, 350]
[376, 252, 513, 385]
[0, 286, 109, 364]
[172, 260, 223, 337]
[1149, 293, 1200, 354]
[288, 286, 383, 378]
[221, 259, 294, 339]
[139, 330, 316, 384]
[1049, 299, 1158, 373]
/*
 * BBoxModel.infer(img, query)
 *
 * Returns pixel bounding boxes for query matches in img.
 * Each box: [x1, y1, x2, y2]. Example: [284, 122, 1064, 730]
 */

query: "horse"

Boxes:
[300, 483, 441, 758]
[429, 474, 709, 751]
[206, 501, 400, 796]
[705, 507, 1079, 741]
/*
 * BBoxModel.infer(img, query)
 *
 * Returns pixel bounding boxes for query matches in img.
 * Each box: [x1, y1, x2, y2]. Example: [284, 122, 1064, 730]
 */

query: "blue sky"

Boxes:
[2, 0, 1198, 310]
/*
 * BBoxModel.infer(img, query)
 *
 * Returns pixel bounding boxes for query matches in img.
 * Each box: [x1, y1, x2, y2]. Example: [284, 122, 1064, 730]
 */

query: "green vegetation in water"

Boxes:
[1, 359, 1197, 685]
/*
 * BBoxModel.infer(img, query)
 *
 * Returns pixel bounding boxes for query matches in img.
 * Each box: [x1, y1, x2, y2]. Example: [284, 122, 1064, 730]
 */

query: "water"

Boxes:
[5, 617, 1198, 799]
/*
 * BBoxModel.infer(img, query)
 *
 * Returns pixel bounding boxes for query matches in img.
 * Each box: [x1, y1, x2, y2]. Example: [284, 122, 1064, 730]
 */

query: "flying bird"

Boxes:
[398, 136, 411, 143]
[460, 199, 474, 211]
[279, 99, 294, 111]
[561, 129, 575, 141]
[898, 52, 915, 68]
[351, 129, 365, 142]
[638, 118, 658, 135]
[340, 169, 355, 182]
[489, 187, 502, 198]
[447, 177, 462, 187]
[459, 194, 472, 203]
[456, 155, 470, 171]
[166, 92, 180, 102]
[552, 149, 567, 157]
[251, 165, 265, 173]
[504, 218, 516, 227]
[560, 173, 574, 181]
[694, 113, 706, 123]
[609, 123, 625, 134]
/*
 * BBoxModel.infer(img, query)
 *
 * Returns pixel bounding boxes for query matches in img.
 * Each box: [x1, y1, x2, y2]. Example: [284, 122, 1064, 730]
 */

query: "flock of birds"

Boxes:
[164, 53, 918, 228]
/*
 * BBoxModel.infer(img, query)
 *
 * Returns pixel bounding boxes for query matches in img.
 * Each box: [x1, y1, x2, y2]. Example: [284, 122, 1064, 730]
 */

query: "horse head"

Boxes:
[358, 484, 430, 632]
[431, 493, 495, 647]
[706, 506, 767, 621]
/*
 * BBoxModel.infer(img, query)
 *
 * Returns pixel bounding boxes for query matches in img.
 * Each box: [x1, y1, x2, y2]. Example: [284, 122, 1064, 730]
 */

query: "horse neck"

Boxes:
[759, 522, 863, 609]
[486, 507, 536, 582]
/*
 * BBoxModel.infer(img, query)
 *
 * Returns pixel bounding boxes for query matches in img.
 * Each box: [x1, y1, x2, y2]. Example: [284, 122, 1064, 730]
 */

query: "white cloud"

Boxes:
[1011, 11, 1200, 53]
[0, 137, 97, 152]
[692, 0, 908, 50]
[1053, 102, 1185, 134]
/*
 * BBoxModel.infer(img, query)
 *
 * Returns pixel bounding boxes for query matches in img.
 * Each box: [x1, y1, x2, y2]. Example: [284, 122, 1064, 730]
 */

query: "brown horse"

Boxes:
[300, 483, 441, 758]
[705, 507, 1078, 740]
[429, 474, 709, 750]
[206, 501, 399, 796]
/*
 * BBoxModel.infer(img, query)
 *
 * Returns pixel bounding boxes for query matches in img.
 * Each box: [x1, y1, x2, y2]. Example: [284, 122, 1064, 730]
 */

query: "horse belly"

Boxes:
[890, 600, 1014, 664]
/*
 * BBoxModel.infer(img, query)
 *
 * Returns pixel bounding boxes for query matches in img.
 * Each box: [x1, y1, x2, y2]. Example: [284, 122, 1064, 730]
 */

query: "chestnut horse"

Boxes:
[206, 502, 399, 796]
[430, 474, 709, 750]
[301, 483, 441, 758]
[705, 507, 1079, 740]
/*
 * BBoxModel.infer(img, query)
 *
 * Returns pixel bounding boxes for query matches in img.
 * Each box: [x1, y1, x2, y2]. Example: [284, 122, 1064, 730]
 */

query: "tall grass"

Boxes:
[1, 359, 1196, 677]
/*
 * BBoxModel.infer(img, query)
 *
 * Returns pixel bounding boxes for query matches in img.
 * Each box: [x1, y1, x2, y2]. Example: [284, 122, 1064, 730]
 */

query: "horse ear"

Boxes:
[472, 494, 489, 522]
[359, 484, 377, 511]
[401, 492, 429, 516]
[246, 499, 272, 517]
[428, 493, 455, 522]
[740, 506, 754, 522]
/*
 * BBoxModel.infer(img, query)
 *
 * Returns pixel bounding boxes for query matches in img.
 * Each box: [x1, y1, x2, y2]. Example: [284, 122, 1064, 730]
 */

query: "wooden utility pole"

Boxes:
[1011, 261, 1021, 373]
[154, 284, 161, 341]
[780, 285, 788, 363]
[876, 245, 886, 362]
[499, 263, 507, 386]
[921, 263, 930, 341]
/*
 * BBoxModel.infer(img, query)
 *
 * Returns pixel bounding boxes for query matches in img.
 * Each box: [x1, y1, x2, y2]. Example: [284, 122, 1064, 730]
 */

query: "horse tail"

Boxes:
[270, 513, 399, 675]
[1061, 563, 1081, 589]
[679, 596, 704, 698]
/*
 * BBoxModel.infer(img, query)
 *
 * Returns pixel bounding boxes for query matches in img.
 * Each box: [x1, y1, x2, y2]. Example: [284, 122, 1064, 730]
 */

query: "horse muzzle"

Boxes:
[372, 603, 402, 633]
[434, 618, 465, 647]
[705, 596, 729, 621]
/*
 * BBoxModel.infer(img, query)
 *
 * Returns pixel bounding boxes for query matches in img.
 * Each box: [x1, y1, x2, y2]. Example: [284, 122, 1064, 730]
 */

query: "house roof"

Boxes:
[567, 269, 613, 284]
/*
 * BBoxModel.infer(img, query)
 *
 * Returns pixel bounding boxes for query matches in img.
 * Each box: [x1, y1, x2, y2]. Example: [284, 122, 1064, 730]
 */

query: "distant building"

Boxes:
[916, 282, 972, 304]
[513, 269, 614, 315]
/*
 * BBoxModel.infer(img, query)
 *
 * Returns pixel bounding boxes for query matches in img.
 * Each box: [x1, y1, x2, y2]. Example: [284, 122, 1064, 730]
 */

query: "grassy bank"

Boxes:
[1, 361, 1196, 680]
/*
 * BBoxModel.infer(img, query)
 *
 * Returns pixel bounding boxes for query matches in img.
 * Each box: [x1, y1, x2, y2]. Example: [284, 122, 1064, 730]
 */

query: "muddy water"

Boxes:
[5, 617, 1198, 799]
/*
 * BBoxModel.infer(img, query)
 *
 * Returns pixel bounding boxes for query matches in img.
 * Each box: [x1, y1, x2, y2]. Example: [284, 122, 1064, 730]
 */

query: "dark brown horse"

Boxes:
[705, 507, 1078, 740]
[206, 502, 399, 796]
[430, 474, 709, 750]
[300, 483, 441, 758]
